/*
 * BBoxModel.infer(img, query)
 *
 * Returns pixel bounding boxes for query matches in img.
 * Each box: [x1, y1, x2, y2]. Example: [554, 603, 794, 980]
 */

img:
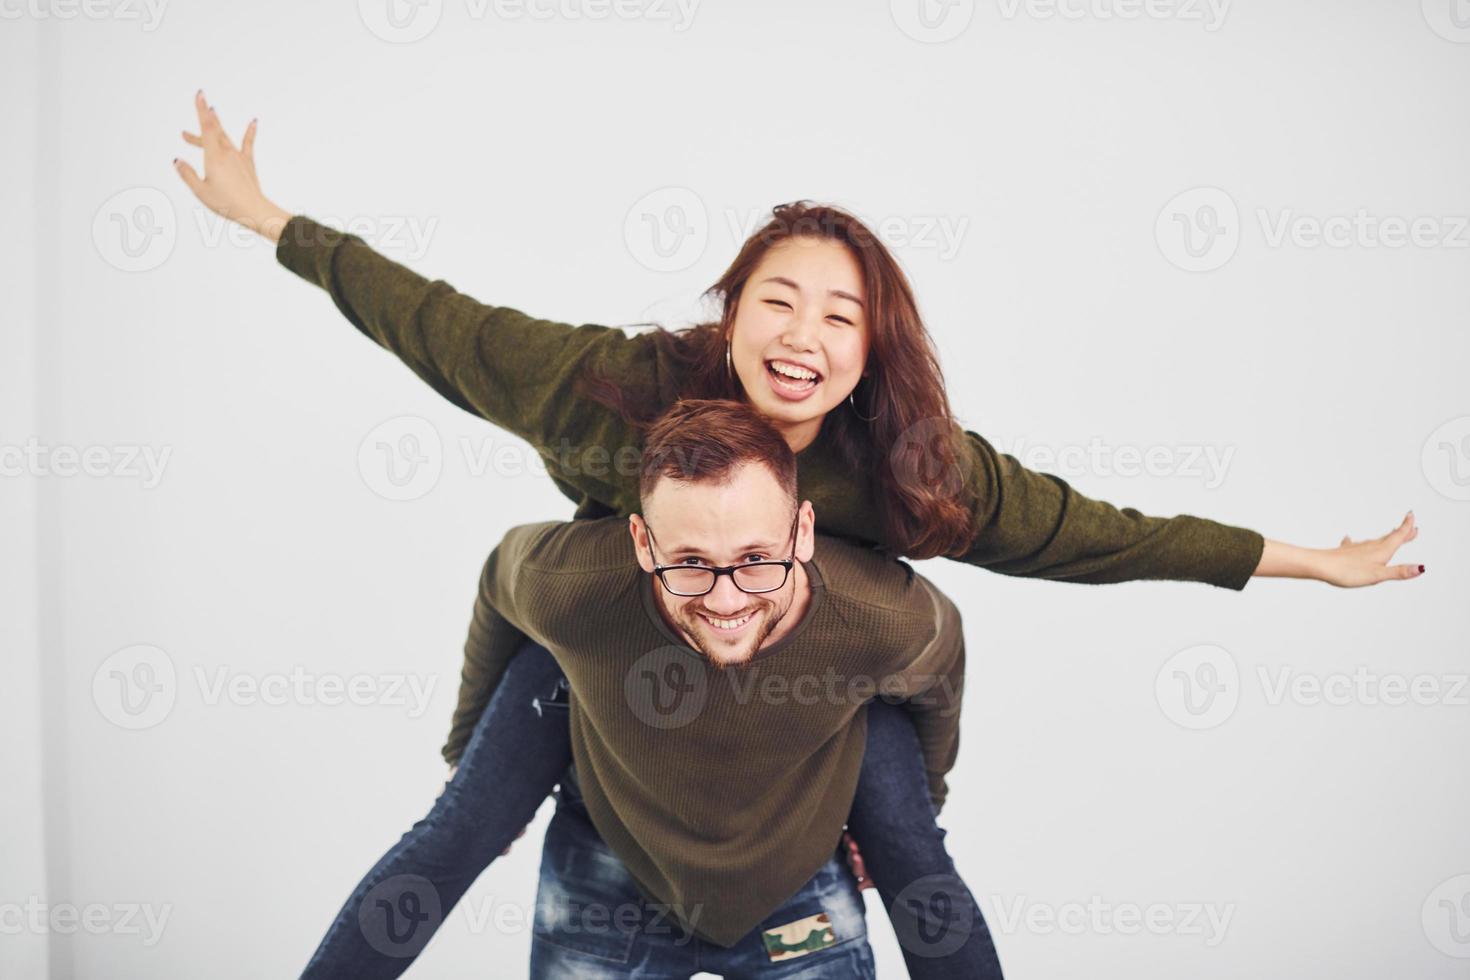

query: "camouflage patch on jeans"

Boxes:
[761, 911, 838, 962]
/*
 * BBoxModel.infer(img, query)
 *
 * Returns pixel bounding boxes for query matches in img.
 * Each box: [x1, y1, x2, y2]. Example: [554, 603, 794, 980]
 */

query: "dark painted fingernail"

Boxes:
[1418, 565, 1425, 573]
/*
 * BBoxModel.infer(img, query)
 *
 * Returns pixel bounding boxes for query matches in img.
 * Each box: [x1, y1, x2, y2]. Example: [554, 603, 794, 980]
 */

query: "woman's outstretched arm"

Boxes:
[173, 90, 654, 511]
[947, 427, 1423, 590]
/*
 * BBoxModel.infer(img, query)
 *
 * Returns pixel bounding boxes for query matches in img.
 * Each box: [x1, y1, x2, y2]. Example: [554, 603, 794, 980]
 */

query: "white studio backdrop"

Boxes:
[3, 1, 1468, 977]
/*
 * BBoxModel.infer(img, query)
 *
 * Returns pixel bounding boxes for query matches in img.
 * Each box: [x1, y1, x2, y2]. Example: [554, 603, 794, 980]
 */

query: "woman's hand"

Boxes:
[842, 831, 874, 892]
[173, 89, 291, 242]
[1257, 511, 1425, 587]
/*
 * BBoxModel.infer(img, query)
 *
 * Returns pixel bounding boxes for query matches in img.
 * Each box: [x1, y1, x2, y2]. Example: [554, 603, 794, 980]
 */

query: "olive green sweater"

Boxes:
[474, 517, 963, 946]
[272, 214, 1267, 765]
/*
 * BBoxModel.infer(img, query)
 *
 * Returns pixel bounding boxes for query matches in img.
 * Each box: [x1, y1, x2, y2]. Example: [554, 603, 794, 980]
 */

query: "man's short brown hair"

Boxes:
[640, 399, 798, 505]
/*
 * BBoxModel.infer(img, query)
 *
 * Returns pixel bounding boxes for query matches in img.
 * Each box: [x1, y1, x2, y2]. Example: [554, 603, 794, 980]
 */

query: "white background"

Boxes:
[3, 1, 1468, 977]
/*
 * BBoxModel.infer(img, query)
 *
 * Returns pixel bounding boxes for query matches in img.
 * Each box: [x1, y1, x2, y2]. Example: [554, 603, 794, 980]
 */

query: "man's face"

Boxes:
[630, 461, 815, 669]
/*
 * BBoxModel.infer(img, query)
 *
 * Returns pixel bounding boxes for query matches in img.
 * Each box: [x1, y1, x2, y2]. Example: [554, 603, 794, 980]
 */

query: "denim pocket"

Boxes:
[755, 853, 870, 966]
[532, 802, 641, 965]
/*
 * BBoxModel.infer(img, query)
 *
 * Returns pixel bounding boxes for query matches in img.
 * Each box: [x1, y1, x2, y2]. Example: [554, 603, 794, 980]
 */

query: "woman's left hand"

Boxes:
[1287, 511, 1425, 587]
[842, 831, 874, 891]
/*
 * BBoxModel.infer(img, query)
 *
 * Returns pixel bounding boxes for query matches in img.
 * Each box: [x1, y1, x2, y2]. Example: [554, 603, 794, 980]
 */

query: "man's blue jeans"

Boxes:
[299, 639, 1003, 978]
[530, 764, 876, 978]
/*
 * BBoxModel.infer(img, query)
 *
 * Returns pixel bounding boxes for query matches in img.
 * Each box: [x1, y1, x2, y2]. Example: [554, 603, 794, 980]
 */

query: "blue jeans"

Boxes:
[530, 764, 876, 978]
[300, 639, 1004, 978]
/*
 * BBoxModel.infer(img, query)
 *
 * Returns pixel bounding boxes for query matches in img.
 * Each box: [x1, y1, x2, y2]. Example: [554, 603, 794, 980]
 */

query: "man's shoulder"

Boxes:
[810, 533, 933, 618]
[507, 517, 636, 579]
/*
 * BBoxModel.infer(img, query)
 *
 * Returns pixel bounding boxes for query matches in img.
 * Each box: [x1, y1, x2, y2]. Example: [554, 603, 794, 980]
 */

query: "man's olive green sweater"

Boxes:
[273, 214, 1267, 765]
[472, 517, 963, 947]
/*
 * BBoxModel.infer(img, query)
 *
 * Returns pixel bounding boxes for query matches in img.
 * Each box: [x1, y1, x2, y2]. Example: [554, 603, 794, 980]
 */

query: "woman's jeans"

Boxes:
[531, 763, 876, 978]
[299, 639, 1004, 978]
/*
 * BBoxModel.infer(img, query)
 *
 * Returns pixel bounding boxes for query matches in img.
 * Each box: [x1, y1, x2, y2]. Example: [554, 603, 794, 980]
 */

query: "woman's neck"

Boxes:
[777, 417, 822, 455]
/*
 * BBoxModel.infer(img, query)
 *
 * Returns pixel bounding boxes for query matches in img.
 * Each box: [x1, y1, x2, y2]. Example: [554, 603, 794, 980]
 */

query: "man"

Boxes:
[472, 398, 969, 976]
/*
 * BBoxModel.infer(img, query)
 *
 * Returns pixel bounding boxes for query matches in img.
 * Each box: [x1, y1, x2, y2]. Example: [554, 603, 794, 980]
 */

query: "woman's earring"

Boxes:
[849, 382, 881, 423]
[725, 341, 733, 380]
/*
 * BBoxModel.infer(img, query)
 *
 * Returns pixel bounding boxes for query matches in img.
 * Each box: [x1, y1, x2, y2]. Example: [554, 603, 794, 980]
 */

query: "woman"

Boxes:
[174, 90, 1423, 979]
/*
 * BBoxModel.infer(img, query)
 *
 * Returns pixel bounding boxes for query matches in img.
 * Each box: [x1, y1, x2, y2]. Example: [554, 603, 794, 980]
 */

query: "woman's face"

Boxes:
[728, 236, 871, 451]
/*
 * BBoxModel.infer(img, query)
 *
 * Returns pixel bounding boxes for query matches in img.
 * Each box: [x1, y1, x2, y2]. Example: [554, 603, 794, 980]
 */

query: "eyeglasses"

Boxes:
[643, 509, 799, 598]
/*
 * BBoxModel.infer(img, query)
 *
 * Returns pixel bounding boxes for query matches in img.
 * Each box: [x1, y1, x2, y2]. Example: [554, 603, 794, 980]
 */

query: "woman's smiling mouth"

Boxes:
[765, 359, 822, 399]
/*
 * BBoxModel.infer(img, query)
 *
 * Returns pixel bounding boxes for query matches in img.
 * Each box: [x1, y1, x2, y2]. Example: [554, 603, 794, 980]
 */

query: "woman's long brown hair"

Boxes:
[579, 200, 977, 561]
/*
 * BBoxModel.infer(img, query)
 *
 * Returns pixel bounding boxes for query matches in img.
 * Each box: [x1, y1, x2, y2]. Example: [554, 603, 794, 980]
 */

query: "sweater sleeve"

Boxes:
[953, 428, 1265, 590]
[884, 575, 966, 815]
[275, 214, 651, 507]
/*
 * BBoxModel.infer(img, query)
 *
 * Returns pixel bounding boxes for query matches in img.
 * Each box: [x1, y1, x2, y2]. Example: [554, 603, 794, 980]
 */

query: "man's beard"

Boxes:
[671, 596, 789, 670]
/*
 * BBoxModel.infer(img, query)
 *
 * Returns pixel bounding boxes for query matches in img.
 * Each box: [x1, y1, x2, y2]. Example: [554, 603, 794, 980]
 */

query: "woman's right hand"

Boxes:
[174, 89, 291, 243]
